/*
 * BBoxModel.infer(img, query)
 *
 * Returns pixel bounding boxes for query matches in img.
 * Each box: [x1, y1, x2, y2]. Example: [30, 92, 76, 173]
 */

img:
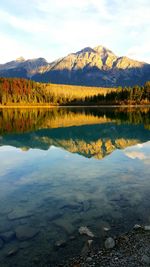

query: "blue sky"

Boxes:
[0, 0, 150, 63]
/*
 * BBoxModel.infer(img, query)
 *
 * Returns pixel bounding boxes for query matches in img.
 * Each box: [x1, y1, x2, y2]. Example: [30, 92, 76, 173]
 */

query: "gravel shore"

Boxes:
[60, 225, 150, 267]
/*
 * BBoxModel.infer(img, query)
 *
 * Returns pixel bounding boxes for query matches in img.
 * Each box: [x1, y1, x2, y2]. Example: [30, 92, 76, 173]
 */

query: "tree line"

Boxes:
[0, 77, 150, 105]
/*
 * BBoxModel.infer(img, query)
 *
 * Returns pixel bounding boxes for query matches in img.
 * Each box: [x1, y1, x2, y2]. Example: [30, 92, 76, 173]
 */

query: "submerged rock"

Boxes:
[133, 224, 142, 230]
[15, 226, 39, 241]
[104, 237, 115, 249]
[86, 257, 92, 263]
[141, 255, 150, 264]
[55, 240, 66, 248]
[6, 246, 19, 257]
[8, 209, 33, 220]
[54, 218, 74, 234]
[79, 226, 94, 238]
[81, 242, 89, 257]
[103, 227, 110, 232]
[0, 231, 15, 243]
[144, 226, 150, 231]
[87, 239, 93, 248]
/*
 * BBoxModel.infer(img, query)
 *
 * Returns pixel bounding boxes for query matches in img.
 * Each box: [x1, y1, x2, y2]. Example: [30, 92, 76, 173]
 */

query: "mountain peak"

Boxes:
[75, 47, 95, 55]
[16, 57, 25, 62]
[94, 45, 115, 55]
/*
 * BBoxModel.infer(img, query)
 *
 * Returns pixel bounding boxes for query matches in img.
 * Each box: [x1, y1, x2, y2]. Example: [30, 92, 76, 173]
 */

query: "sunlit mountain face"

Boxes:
[0, 46, 150, 86]
[0, 107, 150, 159]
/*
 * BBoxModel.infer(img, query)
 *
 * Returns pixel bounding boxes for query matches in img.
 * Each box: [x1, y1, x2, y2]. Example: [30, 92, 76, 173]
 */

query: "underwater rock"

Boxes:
[81, 242, 89, 257]
[141, 255, 150, 264]
[79, 226, 94, 238]
[144, 226, 150, 231]
[0, 231, 15, 243]
[69, 235, 76, 240]
[8, 209, 33, 220]
[15, 225, 39, 241]
[6, 246, 19, 257]
[103, 227, 110, 232]
[133, 224, 142, 230]
[86, 257, 92, 263]
[87, 239, 93, 248]
[104, 237, 115, 249]
[54, 218, 74, 234]
[55, 239, 66, 248]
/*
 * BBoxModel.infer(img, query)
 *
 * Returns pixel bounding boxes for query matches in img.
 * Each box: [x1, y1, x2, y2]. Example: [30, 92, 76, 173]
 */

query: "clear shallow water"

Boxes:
[0, 107, 150, 266]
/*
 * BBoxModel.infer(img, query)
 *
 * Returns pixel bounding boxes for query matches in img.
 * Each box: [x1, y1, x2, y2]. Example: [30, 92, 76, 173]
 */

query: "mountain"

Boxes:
[0, 45, 150, 86]
[0, 57, 48, 78]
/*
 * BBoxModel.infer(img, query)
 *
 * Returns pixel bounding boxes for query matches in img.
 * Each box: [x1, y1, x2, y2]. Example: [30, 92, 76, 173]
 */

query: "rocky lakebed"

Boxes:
[0, 212, 150, 267]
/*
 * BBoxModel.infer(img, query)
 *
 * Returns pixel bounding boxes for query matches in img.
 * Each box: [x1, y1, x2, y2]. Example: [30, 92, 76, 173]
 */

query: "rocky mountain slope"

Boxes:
[0, 57, 48, 78]
[0, 45, 149, 86]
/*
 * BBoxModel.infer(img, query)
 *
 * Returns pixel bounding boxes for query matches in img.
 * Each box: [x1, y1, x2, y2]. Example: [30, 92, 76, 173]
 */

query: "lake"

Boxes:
[0, 107, 150, 266]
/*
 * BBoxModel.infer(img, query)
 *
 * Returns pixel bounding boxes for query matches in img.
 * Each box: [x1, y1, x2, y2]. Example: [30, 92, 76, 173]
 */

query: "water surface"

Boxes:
[0, 107, 150, 266]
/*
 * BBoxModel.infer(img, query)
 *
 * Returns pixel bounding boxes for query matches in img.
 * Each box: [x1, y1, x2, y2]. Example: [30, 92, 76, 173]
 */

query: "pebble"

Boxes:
[103, 227, 110, 231]
[55, 240, 66, 248]
[6, 247, 19, 257]
[79, 226, 94, 238]
[87, 239, 93, 247]
[86, 257, 93, 263]
[144, 226, 150, 231]
[69, 235, 76, 241]
[133, 224, 142, 230]
[104, 237, 115, 249]
[141, 255, 150, 264]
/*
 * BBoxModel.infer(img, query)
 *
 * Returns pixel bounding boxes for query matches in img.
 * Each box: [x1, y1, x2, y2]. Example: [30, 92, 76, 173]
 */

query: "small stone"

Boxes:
[79, 226, 94, 238]
[103, 227, 110, 231]
[86, 257, 92, 263]
[144, 226, 150, 231]
[133, 224, 142, 230]
[55, 240, 66, 248]
[81, 242, 89, 257]
[87, 239, 93, 247]
[141, 255, 150, 264]
[0, 231, 15, 243]
[0, 238, 4, 249]
[6, 247, 19, 257]
[69, 235, 76, 240]
[104, 237, 115, 249]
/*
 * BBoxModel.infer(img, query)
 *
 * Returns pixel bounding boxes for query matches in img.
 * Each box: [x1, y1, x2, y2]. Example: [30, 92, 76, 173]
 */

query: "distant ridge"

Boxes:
[0, 45, 149, 86]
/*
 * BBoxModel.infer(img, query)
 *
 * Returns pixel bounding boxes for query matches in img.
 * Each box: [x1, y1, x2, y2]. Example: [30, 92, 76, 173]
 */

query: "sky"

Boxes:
[0, 0, 150, 63]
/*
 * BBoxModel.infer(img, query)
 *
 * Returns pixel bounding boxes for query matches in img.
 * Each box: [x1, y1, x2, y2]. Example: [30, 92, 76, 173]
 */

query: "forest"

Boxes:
[0, 77, 150, 105]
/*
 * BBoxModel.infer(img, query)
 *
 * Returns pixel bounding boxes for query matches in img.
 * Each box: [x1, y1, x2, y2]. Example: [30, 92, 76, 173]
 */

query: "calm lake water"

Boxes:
[0, 107, 150, 266]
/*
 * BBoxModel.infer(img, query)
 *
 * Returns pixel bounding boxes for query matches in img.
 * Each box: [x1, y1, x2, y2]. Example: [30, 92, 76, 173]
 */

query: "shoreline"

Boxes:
[0, 104, 150, 109]
[61, 224, 150, 267]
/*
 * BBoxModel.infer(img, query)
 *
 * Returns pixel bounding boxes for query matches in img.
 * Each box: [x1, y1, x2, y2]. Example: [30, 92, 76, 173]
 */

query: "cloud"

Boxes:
[0, 0, 150, 62]
[125, 151, 146, 160]
[124, 141, 150, 161]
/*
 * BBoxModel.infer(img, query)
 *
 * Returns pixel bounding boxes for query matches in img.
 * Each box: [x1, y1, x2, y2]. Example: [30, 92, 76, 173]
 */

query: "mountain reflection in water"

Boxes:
[0, 107, 150, 159]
